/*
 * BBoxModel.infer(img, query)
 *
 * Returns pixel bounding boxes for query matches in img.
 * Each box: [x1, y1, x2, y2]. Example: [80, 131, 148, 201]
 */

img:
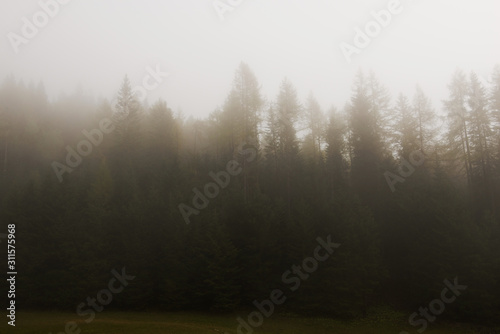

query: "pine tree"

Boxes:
[348, 71, 387, 205]
[325, 106, 348, 198]
[303, 92, 326, 162]
[265, 78, 302, 217]
[219, 63, 263, 203]
[144, 99, 179, 187]
[392, 93, 418, 157]
[444, 69, 473, 186]
[113, 75, 142, 155]
[412, 85, 436, 155]
[467, 71, 496, 215]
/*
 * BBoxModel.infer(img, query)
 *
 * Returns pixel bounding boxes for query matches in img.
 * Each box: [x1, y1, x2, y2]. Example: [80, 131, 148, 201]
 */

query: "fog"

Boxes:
[3, 1, 500, 332]
[2, 0, 499, 118]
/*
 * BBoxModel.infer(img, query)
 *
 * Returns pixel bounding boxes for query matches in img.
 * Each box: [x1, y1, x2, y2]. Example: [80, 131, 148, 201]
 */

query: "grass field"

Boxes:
[6, 311, 498, 333]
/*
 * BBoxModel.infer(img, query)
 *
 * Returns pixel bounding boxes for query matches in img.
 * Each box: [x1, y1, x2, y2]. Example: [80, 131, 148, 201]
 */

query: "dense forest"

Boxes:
[1, 62, 500, 324]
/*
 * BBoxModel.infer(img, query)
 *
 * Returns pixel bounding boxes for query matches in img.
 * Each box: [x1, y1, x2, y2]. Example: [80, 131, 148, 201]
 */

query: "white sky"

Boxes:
[1, 0, 499, 119]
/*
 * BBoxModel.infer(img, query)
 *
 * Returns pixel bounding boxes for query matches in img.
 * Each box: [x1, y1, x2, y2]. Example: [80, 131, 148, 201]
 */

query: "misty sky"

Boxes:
[1, 0, 499, 120]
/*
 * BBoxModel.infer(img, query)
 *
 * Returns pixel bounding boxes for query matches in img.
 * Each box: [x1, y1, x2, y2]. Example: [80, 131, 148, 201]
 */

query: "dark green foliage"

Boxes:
[0, 66, 499, 325]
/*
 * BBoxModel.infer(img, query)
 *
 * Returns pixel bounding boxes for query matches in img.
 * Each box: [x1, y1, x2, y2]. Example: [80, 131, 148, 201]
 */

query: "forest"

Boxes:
[1, 62, 500, 326]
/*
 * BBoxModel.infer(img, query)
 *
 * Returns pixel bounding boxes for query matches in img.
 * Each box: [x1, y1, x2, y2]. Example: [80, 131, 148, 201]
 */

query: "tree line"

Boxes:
[0, 63, 499, 322]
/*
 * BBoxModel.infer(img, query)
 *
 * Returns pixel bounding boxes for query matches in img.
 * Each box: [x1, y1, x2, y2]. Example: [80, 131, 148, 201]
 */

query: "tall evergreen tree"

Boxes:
[412, 85, 436, 155]
[349, 71, 387, 205]
[264, 78, 301, 217]
[219, 63, 263, 203]
[444, 69, 473, 186]
[303, 92, 326, 162]
[325, 106, 348, 198]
